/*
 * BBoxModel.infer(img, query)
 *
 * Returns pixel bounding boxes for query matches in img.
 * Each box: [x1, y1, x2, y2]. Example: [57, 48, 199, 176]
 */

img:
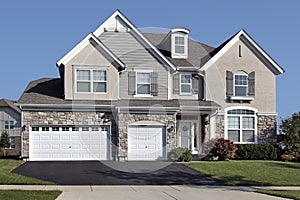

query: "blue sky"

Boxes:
[0, 1, 299, 120]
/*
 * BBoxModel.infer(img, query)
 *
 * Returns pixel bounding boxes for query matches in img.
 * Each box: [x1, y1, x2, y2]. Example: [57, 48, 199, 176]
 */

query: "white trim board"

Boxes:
[201, 29, 284, 75]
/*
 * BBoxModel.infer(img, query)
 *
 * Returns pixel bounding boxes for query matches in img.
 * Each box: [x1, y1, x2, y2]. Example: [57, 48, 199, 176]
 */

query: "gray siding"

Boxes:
[99, 32, 168, 99]
[0, 108, 21, 137]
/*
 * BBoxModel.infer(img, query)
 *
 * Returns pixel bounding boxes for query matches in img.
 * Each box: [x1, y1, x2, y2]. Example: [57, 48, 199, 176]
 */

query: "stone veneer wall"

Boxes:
[215, 115, 225, 139]
[117, 113, 177, 156]
[257, 115, 277, 144]
[22, 111, 115, 158]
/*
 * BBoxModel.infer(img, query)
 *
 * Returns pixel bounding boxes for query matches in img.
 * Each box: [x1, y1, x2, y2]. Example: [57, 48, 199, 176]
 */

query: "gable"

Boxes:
[201, 30, 284, 75]
[57, 10, 176, 72]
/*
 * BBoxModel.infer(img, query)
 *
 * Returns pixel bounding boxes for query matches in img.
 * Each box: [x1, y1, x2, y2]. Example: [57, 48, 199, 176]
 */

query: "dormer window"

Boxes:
[171, 28, 189, 59]
[175, 36, 185, 54]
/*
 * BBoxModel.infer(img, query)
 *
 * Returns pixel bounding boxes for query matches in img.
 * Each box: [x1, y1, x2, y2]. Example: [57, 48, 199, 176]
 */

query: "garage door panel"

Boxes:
[128, 126, 166, 160]
[29, 126, 110, 161]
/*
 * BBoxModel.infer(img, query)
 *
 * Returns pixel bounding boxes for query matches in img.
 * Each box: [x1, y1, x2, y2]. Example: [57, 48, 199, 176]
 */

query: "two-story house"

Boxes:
[0, 99, 21, 156]
[18, 10, 284, 161]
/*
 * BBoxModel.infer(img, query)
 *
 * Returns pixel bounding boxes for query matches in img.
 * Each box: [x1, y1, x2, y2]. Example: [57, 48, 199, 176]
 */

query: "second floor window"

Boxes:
[5, 120, 14, 130]
[180, 74, 192, 94]
[136, 72, 151, 95]
[76, 69, 107, 93]
[234, 75, 248, 96]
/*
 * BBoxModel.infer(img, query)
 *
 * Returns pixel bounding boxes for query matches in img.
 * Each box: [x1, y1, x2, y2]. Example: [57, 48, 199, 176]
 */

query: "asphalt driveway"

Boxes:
[12, 161, 222, 185]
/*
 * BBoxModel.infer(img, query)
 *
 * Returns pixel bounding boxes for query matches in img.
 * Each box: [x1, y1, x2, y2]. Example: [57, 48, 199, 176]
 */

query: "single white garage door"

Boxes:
[29, 126, 110, 161]
[128, 125, 166, 160]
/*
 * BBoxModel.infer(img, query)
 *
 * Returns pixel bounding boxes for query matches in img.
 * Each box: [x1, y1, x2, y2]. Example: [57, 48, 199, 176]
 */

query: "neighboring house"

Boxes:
[0, 99, 21, 156]
[17, 10, 284, 161]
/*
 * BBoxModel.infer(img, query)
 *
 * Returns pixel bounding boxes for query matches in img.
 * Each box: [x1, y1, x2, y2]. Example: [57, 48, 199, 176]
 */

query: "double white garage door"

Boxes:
[29, 126, 110, 161]
[29, 125, 166, 161]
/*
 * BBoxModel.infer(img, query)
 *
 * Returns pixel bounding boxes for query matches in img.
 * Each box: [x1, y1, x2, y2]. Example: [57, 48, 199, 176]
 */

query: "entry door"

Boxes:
[179, 122, 193, 150]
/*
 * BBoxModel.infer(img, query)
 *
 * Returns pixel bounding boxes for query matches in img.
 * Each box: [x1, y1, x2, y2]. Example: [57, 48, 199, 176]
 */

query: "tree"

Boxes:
[0, 131, 10, 156]
[279, 112, 300, 155]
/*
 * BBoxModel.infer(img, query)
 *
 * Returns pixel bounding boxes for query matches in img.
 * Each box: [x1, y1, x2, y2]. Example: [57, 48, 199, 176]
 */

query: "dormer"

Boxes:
[171, 28, 189, 59]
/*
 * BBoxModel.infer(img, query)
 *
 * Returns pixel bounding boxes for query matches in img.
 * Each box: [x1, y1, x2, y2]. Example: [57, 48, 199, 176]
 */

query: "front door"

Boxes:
[179, 122, 193, 151]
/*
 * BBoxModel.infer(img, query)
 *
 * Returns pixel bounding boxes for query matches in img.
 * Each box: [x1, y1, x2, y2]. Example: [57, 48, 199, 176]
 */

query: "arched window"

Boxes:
[226, 108, 257, 143]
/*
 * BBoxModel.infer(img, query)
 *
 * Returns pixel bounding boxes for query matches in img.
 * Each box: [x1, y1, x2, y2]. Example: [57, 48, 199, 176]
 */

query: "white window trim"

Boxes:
[233, 74, 248, 97]
[180, 73, 192, 95]
[171, 32, 188, 59]
[224, 106, 258, 144]
[134, 70, 153, 97]
[4, 120, 14, 130]
[75, 68, 108, 94]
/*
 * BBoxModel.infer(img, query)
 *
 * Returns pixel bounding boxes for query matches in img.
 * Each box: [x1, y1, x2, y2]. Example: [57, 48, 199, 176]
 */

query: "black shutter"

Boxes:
[248, 71, 255, 96]
[173, 73, 180, 94]
[198, 75, 204, 100]
[128, 71, 136, 95]
[226, 71, 233, 97]
[151, 72, 158, 96]
[192, 76, 199, 94]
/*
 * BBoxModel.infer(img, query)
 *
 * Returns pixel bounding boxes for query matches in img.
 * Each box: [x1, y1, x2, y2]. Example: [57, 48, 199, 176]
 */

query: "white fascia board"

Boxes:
[56, 34, 91, 67]
[241, 30, 284, 74]
[201, 33, 240, 71]
[201, 30, 284, 74]
[90, 33, 126, 69]
[18, 104, 115, 111]
[93, 10, 177, 71]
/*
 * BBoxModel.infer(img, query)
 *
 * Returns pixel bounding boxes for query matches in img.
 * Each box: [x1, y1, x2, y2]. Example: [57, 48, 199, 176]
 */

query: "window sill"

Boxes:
[133, 94, 153, 98]
[230, 96, 254, 101]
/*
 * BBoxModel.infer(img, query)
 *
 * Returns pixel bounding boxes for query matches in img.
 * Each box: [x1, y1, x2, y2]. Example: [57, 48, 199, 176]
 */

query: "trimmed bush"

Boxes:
[211, 138, 237, 160]
[235, 144, 280, 160]
[168, 147, 192, 162]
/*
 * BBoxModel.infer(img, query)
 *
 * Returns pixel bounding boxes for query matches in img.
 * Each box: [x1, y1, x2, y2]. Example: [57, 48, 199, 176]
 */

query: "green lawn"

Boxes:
[257, 190, 300, 200]
[184, 160, 300, 186]
[0, 159, 54, 185]
[0, 190, 61, 200]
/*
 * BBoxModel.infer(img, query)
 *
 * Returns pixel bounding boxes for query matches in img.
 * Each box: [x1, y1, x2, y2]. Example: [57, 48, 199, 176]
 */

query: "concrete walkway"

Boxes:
[1, 185, 299, 200]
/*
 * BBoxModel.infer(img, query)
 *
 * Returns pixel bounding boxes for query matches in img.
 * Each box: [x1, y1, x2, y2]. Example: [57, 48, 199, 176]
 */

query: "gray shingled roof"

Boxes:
[18, 78, 219, 109]
[0, 99, 20, 113]
[143, 33, 215, 68]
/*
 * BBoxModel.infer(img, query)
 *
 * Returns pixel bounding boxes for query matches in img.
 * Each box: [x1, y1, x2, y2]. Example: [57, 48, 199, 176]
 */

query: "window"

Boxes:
[175, 36, 185, 54]
[52, 127, 59, 131]
[32, 127, 39, 131]
[91, 127, 99, 131]
[62, 127, 69, 131]
[4, 120, 14, 130]
[136, 72, 151, 95]
[227, 109, 256, 143]
[6, 137, 15, 149]
[42, 127, 49, 131]
[72, 127, 79, 131]
[76, 69, 107, 93]
[180, 74, 192, 94]
[234, 75, 248, 96]
[82, 127, 89, 131]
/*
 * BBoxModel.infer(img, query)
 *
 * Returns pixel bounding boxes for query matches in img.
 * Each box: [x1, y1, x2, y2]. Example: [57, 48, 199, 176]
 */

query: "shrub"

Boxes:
[235, 144, 280, 160]
[281, 154, 295, 162]
[168, 147, 192, 162]
[203, 138, 237, 161]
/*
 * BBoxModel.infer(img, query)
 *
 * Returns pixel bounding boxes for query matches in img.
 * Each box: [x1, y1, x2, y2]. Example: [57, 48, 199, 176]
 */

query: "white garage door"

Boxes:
[128, 126, 166, 160]
[29, 126, 110, 161]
